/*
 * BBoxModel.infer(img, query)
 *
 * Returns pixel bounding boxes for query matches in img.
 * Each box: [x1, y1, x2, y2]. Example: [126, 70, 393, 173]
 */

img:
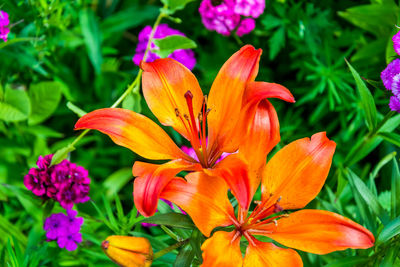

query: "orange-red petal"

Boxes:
[160, 171, 236, 237]
[261, 209, 375, 254]
[208, 154, 253, 211]
[243, 240, 302, 267]
[261, 132, 336, 210]
[201, 231, 243, 267]
[141, 59, 204, 139]
[243, 81, 295, 105]
[207, 45, 262, 153]
[75, 108, 190, 161]
[132, 160, 200, 217]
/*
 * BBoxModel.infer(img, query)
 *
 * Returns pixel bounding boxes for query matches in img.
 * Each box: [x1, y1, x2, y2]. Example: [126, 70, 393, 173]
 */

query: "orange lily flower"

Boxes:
[160, 132, 375, 266]
[75, 45, 294, 217]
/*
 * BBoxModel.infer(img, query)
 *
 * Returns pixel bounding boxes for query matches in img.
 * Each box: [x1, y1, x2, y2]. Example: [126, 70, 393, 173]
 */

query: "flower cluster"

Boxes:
[199, 0, 265, 36]
[133, 24, 196, 70]
[44, 209, 83, 251]
[381, 31, 400, 112]
[0, 10, 10, 42]
[24, 154, 90, 209]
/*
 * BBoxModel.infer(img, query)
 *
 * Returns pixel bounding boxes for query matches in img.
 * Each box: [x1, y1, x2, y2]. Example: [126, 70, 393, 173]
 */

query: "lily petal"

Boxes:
[75, 108, 190, 161]
[261, 209, 375, 254]
[209, 154, 253, 211]
[160, 171, 235, 237]
[243, 81, 295, 105]
[239, 100, 280, 175]
[207, 45, 262, 153]
[243, 240, 302, 267]
[141, 59, 204, 139]
[261, 132, 336, 210]
[201, 231, 243, 267]
[133, 160, 200, 217]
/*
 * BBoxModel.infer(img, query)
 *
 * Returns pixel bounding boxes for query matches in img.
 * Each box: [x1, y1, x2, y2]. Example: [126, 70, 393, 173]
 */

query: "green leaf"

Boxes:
[80, 9, 102, 74]
[0, 87, 30, 122]
[323, 256, 369, 267]
[174, 244, 195, 267]
[377, 215, 400, 244]
[122, 91, 142, 113]
[370, 151, 397, 180]
[50, 146, 75, 166]
[346, 60, 377, 130]
[153, 35, 197, 58]
[28, 81, 62, 125]
[67, 101, 87, 117]
[378, 132, 400, 147]
[101, 6, 158, 38]
[140, 213, 195, 229]
[269, 27, 285, 60]
[161, 0, 195, 14]
[392, 159, 400, 219]
[103, 168, 133, 198]
[347, 168, 390, 225]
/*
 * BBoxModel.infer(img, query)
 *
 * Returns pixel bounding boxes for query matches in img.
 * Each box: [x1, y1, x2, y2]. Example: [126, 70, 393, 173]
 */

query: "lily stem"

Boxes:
[153, 239, 189, 260]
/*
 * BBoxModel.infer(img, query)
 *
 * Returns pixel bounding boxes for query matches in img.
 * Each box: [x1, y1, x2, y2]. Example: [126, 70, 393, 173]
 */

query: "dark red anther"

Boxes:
[101, 240, 110, 249]
[184, 90, 193, 100]
[273, 203, 284, 213]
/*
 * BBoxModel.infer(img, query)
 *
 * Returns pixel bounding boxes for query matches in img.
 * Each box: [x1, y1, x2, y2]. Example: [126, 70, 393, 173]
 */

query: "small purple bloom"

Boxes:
[199, 0, 264, 36]
[393, 31, 400, 56]
[57, 232, 82, 251]
[236, 18, 256, 37]
[0, 10, 9, 42]
[24, 154, 91, 209]
[44, 213, 68, 240]
[44, 210, 84, 251]
[389, 95, 400, 112]
[381, 58, 400, 91]
[133, 24, 196, 70]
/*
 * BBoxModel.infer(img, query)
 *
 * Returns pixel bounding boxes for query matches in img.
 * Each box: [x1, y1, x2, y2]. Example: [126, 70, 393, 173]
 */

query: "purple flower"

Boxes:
[393, 31, 400, 56]
[24, 154, 91, 209]
[57, 232, 82, 251]
[236, 18, 256, 37]
[381, 58, 400, 91]
[0, 10, 10, 42]
[234, 0, 265, 18]
[44, 210, 84, 251]
[199, 0, 264, 36]
[389, 95, 400, 112]
[44, 213, 68, 240]
[133, 24, 196, 70]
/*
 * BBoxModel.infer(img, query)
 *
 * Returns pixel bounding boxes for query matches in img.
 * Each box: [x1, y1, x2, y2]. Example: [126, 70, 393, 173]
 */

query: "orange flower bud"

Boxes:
[101, 235, 153, 267]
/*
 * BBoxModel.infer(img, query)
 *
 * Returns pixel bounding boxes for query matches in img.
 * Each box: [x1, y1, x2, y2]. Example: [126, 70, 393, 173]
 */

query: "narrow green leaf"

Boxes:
[153, 35, 197, 58]
[161, 0, 195, 14]
[0, 87, 30, 122]
[345, 60, 377, 130]
[378, 132, 400, 147]
[323, 256, 369, 267]
[347, 169, 390, 225]
[50, 146, 75, 166]
[67, 102, 87, 117]
[140, 213, 195, 229]
[380, 243, 400, 267]
[80, 9, 102, 74]
[269, 26, 285, 60]
[370, 151, 397, 179]
[103, 168, 133, 198]
[102, 196, 119, 232]
[122, 92, 142, 113]
[377, 216, 400, 244]
[28, 81, 62, 125]
[392, 159, 400, 219]
[174, 244, 195, 267]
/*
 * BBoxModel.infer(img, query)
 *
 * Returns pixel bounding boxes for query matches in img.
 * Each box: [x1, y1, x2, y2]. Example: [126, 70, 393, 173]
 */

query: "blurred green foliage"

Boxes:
[1, 0, 400, 266]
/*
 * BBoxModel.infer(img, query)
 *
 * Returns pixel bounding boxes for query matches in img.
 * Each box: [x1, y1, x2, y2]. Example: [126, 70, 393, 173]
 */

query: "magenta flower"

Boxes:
[381, 58, 400, 91]
[0, 10, 10, 42]
[24, 154, 91, 209]
[393, 30, 400, 56]
[133, 24, 196, 70]
[389, 95, 400, 112]
[199, 0, 264, 36]
[44, 210, 83, 251]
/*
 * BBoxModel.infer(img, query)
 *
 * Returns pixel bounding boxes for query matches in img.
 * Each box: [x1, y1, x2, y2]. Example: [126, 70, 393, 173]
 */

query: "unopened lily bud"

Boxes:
[101, 235, 153, 267]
